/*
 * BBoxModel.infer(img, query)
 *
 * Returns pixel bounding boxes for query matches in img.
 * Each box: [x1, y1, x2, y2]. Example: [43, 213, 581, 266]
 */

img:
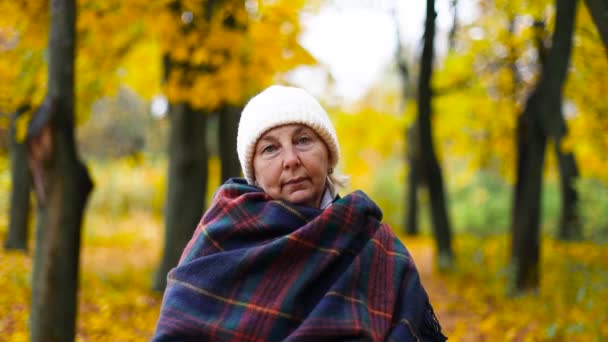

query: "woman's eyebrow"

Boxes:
[259, 135, 277, 142]
[292, 126, 309, 135]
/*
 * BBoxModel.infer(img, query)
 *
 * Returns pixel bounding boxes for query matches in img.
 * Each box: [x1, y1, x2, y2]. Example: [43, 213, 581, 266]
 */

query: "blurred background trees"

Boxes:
[1, 0, 608, 339]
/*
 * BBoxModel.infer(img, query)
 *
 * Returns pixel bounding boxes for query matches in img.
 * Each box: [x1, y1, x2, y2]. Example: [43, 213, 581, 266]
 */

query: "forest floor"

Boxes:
[407, 240, 483, 341]
[403, 234, 608, 341]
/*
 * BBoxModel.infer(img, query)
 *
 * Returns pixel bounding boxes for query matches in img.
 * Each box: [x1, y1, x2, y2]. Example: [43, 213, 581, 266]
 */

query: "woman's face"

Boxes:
[253, 124, 330, 208]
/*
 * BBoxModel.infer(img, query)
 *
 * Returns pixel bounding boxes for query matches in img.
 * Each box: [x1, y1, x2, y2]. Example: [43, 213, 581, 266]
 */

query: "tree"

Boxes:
[584, 0, 608, 55]
[5, 106, 33, 251]
[218, 104, 241, 181]
[151, 1, 216, 291]
[216, 3, 246, 183]
[417, 0, 454, 269]
[510, 0, 578, 293]
[532, 21, 582, 241]
[153, 99, 209, 292]
[561, 4, 608, 185]
[555, 143, 581, 240]
[1, 0, 149, 257]
[393, 7, 420, 236]
[403, 0, 460, 239]
[404, 121, 421, 236]
[0, 2, 46, 252]
[26, 0, 93, 340]
[431, 0, 606, 246]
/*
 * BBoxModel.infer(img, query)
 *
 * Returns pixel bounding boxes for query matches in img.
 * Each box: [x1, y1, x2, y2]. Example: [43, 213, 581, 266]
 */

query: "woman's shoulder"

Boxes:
[332, 189, 384, 221]
[212, 178, 263, 200]
[202, 178, 270, 219]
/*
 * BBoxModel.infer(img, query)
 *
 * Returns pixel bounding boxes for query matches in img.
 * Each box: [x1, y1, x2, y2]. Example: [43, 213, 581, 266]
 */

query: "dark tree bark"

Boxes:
[546, 2, 581, 242]
[539, 11, 581, 240]
[393, 10, 420, 236]
[510, 94, 547, 294]
[405, 122, 421, 235]
[27, 0, 94, 340]
[418, 0, 454, 269]
[153, 102, 208, 292]
[217, 3, 246, 183]
[510, 0, 577, 294]
[403, 121, 422, 235]
[555, 144, 581, 240]
[153, 1, 215, 292]
[5, 106, 32, 251]
[218, 104, 241, 182]
[584, 0, 608, 56]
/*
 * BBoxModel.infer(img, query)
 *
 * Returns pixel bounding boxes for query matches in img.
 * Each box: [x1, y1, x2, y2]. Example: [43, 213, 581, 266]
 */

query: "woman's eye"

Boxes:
[261, 145, 277, 154]
[296, 136, 311, 145]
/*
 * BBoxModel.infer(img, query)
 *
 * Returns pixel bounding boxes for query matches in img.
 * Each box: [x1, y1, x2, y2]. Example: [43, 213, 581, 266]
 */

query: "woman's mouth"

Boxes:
[284, 177, 306, 187]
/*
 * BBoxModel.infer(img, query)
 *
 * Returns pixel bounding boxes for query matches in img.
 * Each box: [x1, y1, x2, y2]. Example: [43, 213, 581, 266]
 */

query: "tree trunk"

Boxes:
[510, 95, 546, 293]
[448, 0, 459, 51]
[5, 107, 32, 251]
[510, 0, 577, 294]
[27, 0, 94, 340]
[555, 143, 581, 240]
[218, 104, 241, 182]
[405, 122, 420, 235]
[584, 0, 608, 56]
[153, 102, 208, 292]
[394, 22, 420, 236]
[418, 0, 454, 269]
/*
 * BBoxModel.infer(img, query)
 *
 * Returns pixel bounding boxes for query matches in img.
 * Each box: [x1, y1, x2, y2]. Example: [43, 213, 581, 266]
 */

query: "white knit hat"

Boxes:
[237, 85, 340, 184]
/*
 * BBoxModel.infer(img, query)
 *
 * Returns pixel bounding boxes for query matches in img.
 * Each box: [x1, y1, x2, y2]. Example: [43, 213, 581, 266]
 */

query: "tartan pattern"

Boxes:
[153, 179, 446, 341]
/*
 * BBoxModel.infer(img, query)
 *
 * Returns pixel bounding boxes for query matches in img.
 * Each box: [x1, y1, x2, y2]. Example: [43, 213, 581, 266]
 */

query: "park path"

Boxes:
[407, 244, 484, 341]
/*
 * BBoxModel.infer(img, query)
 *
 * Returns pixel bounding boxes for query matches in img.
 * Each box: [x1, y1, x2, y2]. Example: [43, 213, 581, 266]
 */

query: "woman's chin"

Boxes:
[284, 190, 316, 208]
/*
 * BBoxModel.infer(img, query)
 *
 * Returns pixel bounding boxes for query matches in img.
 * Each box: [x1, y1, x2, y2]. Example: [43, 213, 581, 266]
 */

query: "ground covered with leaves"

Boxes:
[0, 211, 163, 341]
[410, 235, 608, 341]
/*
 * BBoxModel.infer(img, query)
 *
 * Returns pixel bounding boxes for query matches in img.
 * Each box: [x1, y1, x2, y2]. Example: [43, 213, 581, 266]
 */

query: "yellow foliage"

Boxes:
[1, 0, 157, 127]
[14, 110, 32, 143]
[0, 1, 47, 114]
[435, 52, 519, 182]
[2, 0, 313, 135]
[433, 0, 608, 186]
[153, 0, 314, 110]
[332, 108, 405, 189]
[331, 107, 406, 226]
[120, 40, 162, 99]
[562, 5, 608, 184]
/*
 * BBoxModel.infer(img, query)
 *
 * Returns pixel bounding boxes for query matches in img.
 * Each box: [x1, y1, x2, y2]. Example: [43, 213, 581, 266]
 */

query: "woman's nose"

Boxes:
[282, 146, 300, 169]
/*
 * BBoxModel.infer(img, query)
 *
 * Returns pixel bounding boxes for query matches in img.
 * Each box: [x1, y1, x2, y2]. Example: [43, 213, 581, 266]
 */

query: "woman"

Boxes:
[153, 85, 446, 341]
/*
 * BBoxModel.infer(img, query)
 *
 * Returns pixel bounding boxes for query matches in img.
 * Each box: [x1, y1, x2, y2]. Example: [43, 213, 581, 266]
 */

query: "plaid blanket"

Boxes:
[153, 179, 446, 341]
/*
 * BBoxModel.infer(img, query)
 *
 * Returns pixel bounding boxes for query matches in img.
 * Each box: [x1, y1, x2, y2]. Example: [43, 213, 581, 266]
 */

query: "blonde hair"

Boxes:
[327, 172, 350, 197]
